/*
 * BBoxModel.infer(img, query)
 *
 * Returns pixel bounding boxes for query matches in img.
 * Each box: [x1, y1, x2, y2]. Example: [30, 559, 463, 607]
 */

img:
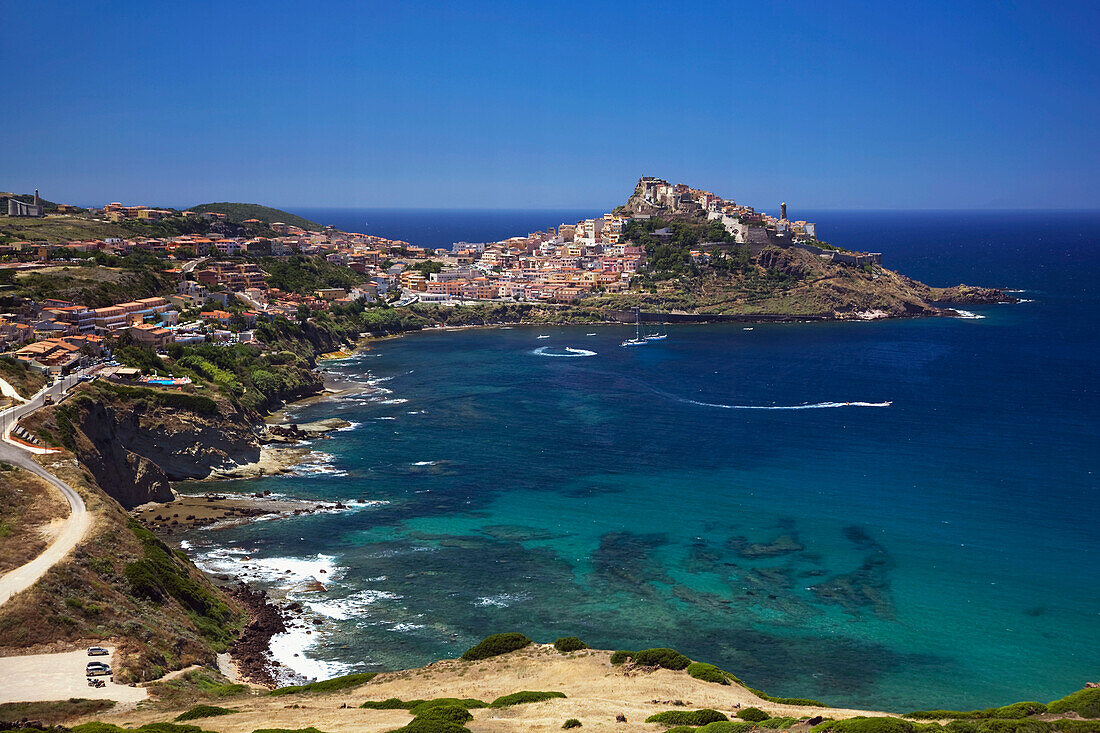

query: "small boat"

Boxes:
[621, 308, 648, 347]
[743, 327, 754, 331]
[644, 333, 667, 341]
[586, 333, 596, 336]
[537, 335, 550, 339]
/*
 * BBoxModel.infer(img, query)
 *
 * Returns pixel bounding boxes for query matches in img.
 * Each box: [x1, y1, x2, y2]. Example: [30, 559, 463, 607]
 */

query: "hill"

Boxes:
[187, 203, 322, 231]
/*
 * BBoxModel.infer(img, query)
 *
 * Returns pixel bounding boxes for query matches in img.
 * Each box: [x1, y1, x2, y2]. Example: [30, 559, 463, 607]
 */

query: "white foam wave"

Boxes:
[411, 460, 437, 466]
[300, 588, 402, 620]
[268, 627, 355, 684]
[290, 452, 348, 477]
[474, 592, 530, 608]
[951, 309, 986, 319]
[335, 421, 362, 432]
[192, 549, 341, 588]
[374, 416, 397, 420]
[684, 398, 893, 410]
[532, 346, 598, 357]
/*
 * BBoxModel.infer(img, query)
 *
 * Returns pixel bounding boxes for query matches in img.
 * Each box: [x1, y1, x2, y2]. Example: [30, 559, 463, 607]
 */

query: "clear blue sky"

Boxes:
[3, 0, 1098, 210]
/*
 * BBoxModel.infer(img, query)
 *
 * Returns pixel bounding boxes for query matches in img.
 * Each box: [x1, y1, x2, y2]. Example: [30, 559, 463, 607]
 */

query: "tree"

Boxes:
[296, 304, 311, 323]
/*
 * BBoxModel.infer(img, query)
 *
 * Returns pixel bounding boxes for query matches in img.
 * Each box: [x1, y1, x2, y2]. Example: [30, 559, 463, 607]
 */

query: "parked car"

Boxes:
[87, 646, 109, 656]
[86, 661, 111, 676]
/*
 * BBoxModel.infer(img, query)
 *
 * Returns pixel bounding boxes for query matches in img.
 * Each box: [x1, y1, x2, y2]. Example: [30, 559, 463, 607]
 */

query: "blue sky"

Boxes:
[3, 0, 1098, 210]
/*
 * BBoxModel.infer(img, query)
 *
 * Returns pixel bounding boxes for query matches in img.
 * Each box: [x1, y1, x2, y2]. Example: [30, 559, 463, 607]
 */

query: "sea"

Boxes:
[177, 210, 1099, 712]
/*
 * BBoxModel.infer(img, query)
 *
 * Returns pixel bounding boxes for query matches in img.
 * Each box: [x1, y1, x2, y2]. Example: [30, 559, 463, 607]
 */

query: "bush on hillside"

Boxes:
[976, 721, 1052, 733]
[697, 723, 761, 733]
[907, 704, 1048, 721]
[610, 650, 635, 665]
[253, 729, 331, 733]
[645, 709, 729, 726]
[811, 717, 917, 733]
[415, 706, 473, 725]
[387, 719, 469, 733]
[1049, 689, 1100, 718]
[554, 636, 588, 653]
[175, 705, 237, 721]
[1052, 722, 1100, 733]
[738, 707, 771, 722]
[760, 717, 799, 728]
[409, 699, 488, 714]
[490, 691, 567, 708]
[563, 720, 582, 729]
[687, 662, 733, 685]
[362, 698, 414, 709]
[632, 648, 691, 670]
[460, 632, 532, 661]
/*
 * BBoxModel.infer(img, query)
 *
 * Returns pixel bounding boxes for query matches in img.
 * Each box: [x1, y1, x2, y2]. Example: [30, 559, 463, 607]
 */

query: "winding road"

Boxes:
[0, 373, 94, 607]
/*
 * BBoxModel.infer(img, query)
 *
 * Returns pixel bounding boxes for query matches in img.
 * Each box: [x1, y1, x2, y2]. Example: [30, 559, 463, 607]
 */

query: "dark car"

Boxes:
[86, 661, 111, 676]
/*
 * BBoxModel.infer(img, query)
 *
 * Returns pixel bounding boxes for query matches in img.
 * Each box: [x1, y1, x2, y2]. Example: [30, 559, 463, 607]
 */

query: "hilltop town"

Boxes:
[0, 178, 1013, 391]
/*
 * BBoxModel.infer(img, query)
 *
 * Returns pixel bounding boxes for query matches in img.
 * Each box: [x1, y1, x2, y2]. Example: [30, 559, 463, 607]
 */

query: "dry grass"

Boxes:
[0, 465, 68, 574]
[84, 645, 894, 732]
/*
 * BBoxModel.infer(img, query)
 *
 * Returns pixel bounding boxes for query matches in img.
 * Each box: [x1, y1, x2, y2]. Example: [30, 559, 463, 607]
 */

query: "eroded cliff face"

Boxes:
[30, 387, 261, 508]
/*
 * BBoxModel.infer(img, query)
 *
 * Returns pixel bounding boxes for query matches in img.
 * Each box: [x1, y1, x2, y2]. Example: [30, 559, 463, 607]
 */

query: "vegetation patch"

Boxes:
[490, 691, 567, 708]
[906, 704, 1048, 721]
[553, 636, 589, 653]
[415, 706, 474, 725]
[610, 650, 635, 665]
[696, 723, 761, 733]
[268, 671, 377, 695]
[646, 709, 729, 726]
[1049, 689, 1100, 718]
[811, 717, 917, 733]
[0, 699, 116, 725]
[253, 729, 332, 733]
[760, 717, 799, 728]
[175, 705, 238, 721]
[387, 718, 470, 733]
[687, 662, 736, 685]
[632, 647, 692, 670]
[410, 699, 488, 714]
[149, 669, 249, 704]
[563, 720, 582, 729]
[738, 707, 771, 722]
[460, 632, 532, 661]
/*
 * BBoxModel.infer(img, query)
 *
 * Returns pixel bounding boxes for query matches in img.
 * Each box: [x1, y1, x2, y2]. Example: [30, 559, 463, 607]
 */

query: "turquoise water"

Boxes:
[179, 212, 1099, 711]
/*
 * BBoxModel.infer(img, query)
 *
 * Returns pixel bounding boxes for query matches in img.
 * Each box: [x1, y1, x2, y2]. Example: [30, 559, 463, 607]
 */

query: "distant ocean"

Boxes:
[179, 210, 1099, 711]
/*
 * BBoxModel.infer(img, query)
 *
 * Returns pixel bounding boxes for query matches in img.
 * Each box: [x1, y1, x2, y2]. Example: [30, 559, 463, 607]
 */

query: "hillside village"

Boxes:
[0, 178, 960, 385]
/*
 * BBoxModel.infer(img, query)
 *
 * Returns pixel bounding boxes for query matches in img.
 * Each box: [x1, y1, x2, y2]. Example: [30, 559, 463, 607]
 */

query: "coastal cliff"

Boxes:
[21, 382, 263, 508]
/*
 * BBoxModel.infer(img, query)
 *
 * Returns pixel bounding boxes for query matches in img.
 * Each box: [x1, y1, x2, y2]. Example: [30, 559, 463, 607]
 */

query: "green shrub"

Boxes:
[646, 709, 729, 726]
[610, 650, 635, 665]
[137, 725, 205, 733]
[253, 729, 331, 733]
[908, 704, 1048, 721]
[72, 725, 127, 733]
[490, 691, 567, 708]
[563, 720, 582, 729]
[945, 722, 980, 733]
[760, 717, 799, 728]
[554, 636, 588, 653]
[665, 728, 698, 733]
[687, 662, 733, 685]
[1053, 722, 1100, 733]
[387, 719, 469, 733]
[409, 699, 488, 714]
[1049, 689, 1100, 718]
[175, 705, 237, 721]
[698, 723, 760, 733]
[460, 632, 532, 661]
[739, 707, 771, 722]
[632, 648, 691, 670]
[811, 717, 917, 733]
[752, 688, 828, 707]
[362, 698, 414, 709]
[976, 721, 1051, 733]
[415, 706, 473, 725]
[268, 672, 377, 695]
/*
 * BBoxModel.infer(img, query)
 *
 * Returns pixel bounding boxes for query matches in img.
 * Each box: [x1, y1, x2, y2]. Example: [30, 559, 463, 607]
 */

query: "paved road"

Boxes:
[181, 256, 209, 274]
[0, 647, 147, 704]
[0, 372, 94, 607]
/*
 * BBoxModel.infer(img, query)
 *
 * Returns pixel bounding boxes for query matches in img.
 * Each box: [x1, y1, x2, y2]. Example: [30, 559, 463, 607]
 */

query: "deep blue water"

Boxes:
[180, 211, 1099, 711]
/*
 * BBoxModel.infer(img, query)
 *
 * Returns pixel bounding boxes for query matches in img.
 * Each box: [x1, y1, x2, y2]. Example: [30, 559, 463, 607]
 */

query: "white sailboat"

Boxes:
[621, 308, 648, 347]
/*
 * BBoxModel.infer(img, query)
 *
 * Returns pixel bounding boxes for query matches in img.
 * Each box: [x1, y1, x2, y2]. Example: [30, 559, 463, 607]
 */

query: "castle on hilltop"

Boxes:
[625, 176, 818, 245]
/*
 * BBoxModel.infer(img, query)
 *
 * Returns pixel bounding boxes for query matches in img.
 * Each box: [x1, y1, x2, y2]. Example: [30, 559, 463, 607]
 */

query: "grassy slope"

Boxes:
[0, 452, 245, 682]
[0, 214, 134, 242]
[0, 464, 68, 574]
[7, 263, 176, 308]
[0, 356, 48, 400]
[187, 203, 322, 230]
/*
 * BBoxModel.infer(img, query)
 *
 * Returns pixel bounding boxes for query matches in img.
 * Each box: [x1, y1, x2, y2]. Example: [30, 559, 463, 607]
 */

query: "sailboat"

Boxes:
[644, 332, 667, 341]
[621, 308, 648, 347]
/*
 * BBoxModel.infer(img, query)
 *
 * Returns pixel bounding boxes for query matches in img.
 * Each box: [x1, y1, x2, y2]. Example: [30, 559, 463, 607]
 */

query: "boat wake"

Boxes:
[682, 398, 893, 410]
[532, 346, 597, 357]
